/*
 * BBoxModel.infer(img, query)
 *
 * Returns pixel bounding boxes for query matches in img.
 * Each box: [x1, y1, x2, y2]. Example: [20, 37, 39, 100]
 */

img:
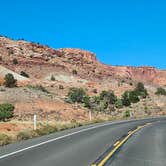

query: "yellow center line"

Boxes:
[92, 123, 150, 166]
[113, 141, 120, 147]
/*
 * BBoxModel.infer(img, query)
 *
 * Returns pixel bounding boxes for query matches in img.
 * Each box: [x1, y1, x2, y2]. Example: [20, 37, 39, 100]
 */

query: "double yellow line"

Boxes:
[91, 123, 151, 166]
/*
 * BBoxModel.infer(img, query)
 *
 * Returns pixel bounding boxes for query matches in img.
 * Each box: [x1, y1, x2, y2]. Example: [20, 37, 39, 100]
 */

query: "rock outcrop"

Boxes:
[0, 36, 166, 86]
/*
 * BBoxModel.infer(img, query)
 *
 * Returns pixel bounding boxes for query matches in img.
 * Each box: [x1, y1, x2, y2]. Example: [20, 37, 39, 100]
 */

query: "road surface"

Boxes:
[108, 120, 166, 166]
[0, 117, 165, 166]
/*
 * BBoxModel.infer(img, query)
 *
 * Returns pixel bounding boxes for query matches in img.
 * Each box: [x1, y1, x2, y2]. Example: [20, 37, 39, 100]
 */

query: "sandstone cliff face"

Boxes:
[58, 48, 97, 63]
[110, 66, 166, 85]
[1, 36, 166, 121]
[0, 36, 166, 86]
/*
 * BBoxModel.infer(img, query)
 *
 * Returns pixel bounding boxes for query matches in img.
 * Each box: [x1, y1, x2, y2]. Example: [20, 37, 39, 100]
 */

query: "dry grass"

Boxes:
[0, 133, 12, 146]
[0, 115, 115, 146]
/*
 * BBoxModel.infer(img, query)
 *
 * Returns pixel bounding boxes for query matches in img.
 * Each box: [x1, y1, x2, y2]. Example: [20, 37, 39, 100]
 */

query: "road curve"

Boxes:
[0, 117, 165, 166]
[108, 120, 166, 166]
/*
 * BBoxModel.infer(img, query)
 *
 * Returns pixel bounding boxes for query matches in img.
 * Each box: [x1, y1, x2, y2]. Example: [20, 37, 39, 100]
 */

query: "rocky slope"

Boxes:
[1, 36, 166, 86]
[0, 36, 166, 120]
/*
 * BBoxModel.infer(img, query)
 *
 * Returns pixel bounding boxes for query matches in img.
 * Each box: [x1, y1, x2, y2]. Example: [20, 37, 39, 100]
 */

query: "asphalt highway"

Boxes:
[0, 117, 165, 166]
[108, 120, 166, 166]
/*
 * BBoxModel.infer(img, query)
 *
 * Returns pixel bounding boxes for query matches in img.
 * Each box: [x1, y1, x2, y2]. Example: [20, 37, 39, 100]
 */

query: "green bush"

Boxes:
[12, 58, 18, 65]
[66, 88, 118, 112]
[51, 75, 55, 81]
[129, 91, 140, 103]
[72, 69, 77, 75]
[87, 96, 100, 111]
[4, 73, 17, 88]
[98, 100, 108, 112]
[0, 133, 12, 146]
[67, 88, 86, 103]
[122, 91, 131, 106]
[0, 103, 14, 121]
[134, 82, 148, 98]
[59, 85, 64, 89]
[123, 110, 130, 118]
[115, 99, 123, 108]
[20, 71, 29, 78]
[155, 87, 166, 96]
[121, 83, 147, 107]
[82, 96, 91, 108]
[99, 90, 117, 104]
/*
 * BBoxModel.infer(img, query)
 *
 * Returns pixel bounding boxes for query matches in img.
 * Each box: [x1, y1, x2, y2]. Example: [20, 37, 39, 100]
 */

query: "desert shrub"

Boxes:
[98, 100, 108, 112]
[122, 91, 131, 106]
[17, 129, 35, 141]
[0, 133, 12, 145]
[115, 99, 123, 108]
[35, 85, 49, 93]
[129, 91, 140, 103]
[122, 89, 140, 106]
[20, 71, 29, 78]
[82, 96, 91, 108]
[134, 82, 148, 98]
[129, 82, 133, 86]
[12, 58, 18, 65]
[72, 69, 77, 75]
[67, 88, 86, 103]
[27, 85, 49, 93]
[99, 90, 117, 105]
[87, 96, 100, 111]
[92, 89, 98, 93]
[4, 73, 17, 88]
[51, 75, 55, 81]
[8, 48, 14, 55]
[56, 124, 69, 131]
[92, 118, 105, 123]
[155, 87, 166, 96]
[59, 85, 64, 89]
[123, 110, 130, 118]
[0, 103, 14, 121]
[36, 125, 58, 136]
[70, 119, 82, 127]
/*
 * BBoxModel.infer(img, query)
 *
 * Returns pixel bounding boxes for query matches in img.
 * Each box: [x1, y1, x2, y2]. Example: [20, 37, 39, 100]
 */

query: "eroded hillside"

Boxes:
[0, 36, 166, 122]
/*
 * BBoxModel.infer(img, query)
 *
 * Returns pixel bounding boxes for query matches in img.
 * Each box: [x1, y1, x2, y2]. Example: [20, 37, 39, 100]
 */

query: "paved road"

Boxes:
[108, 120, 166, 166]
[0, 117, 165, 166]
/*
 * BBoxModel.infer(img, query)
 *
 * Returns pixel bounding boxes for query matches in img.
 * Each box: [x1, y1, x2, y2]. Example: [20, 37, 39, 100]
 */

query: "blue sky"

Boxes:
[0, 0, 166, 69]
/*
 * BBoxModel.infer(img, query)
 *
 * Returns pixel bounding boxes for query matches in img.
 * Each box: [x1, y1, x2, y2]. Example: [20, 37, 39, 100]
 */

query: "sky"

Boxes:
[0, 0, 166, 69]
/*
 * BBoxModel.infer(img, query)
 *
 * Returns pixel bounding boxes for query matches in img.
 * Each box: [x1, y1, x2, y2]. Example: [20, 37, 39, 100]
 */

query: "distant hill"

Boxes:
[0, 36, 166, 121]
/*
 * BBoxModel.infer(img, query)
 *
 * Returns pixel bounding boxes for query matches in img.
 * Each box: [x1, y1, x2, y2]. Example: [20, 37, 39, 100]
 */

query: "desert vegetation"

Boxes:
[12, 58, 18, 65]
[20, 71, 29, 78]
[4, 73, 17, 88]
[0, 36, 166, 147]
[27, 84, 49, 93]
[0, 103, 14, 121]
[66, 82, 148, 113]
[51, 75, 55, 81]
[155, 87, 166, 96]
[0, 118, 110, 146]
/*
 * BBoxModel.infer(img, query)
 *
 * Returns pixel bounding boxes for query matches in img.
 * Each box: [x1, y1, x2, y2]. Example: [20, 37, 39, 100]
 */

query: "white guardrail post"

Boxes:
[33, 114, 37, 130]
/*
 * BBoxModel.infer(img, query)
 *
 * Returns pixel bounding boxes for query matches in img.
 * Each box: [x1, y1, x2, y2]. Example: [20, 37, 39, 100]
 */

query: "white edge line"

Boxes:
[0, 117, 158, 160]
[0, 122, 118, 160]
